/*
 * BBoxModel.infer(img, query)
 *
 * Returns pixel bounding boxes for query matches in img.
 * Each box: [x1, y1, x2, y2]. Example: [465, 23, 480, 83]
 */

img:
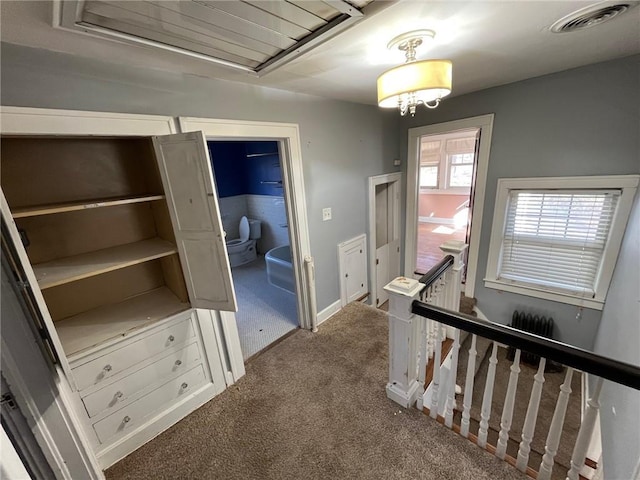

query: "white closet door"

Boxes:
[153, 132, 237, 312]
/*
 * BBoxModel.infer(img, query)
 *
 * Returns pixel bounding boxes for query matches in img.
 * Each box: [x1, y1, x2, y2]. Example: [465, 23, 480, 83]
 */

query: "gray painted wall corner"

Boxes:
[593, 190, 640, 480]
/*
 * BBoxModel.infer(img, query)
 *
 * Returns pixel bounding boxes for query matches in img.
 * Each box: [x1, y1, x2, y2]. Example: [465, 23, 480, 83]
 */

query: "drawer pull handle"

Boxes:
[123, 416, 131, 424]
[103, 364, 112, 372]
[168, 335, 175, 343]
[175, 360, 182, 366]
[115, 391, 124, 400]
[181, 382, 188, 390]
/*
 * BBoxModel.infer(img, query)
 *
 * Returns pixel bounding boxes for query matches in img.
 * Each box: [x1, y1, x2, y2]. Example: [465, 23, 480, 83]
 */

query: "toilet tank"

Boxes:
[248, 219, 261, 239]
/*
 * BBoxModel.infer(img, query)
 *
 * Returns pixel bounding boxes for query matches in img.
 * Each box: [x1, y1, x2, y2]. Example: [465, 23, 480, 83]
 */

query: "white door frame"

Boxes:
[405, 114, 494, 298]
[177, 117, 313, 332]
[368, 172, 402, 308]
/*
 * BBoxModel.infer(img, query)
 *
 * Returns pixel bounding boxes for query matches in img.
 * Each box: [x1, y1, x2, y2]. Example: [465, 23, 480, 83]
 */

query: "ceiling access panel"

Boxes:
[56, 0, 370, 75]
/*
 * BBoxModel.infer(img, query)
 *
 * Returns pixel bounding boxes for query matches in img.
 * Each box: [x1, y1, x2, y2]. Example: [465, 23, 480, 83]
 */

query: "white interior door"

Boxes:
[153, 131, 237, 312]
[368, 173, 402, 308]
[374, 181, 401, 307]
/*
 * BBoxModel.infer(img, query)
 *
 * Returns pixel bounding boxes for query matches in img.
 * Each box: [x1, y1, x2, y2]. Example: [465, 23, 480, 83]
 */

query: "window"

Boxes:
[419, 165, 439, 188]
[448, 153, 474, 187]
[485, 176, 639, 309]
[418, 133, 477, 192]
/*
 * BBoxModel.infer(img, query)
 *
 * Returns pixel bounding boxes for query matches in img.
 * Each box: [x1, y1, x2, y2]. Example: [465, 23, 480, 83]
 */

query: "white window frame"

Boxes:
[484, 175, 639, 310]
[446, 152, 475, 188]
[419, 163, 440, 189]
[418, 130, 476, 195]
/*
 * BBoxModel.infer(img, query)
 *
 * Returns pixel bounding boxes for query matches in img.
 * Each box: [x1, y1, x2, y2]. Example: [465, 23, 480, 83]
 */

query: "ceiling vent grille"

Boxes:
[551, 3, 632, 33]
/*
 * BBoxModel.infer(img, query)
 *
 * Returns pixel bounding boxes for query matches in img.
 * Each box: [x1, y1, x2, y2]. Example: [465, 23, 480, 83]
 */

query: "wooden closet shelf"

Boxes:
[57, 287, 191, 357]
[12, 194, 165, 218]
[34, 238, 178, 289]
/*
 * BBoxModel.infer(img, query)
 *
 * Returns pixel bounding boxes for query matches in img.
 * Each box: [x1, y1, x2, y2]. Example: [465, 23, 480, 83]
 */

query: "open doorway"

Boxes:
[208, 141, 298, 361]
[405, 114, 494, 298]
[178, 116, 313, 373]
[415, 128, 478, 275]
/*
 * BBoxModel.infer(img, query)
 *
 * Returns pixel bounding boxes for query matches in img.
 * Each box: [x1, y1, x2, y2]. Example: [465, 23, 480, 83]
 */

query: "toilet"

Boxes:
[226, 216, 261, 267]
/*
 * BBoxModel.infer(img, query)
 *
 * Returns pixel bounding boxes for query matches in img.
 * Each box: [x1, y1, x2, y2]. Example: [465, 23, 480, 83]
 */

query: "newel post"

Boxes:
[439, 240, 468, 337]
[384, 277, 426, 408]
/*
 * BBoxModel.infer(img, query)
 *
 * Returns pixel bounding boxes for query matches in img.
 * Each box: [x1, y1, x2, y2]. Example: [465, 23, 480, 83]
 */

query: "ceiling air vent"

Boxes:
[551, 3, 632, 33]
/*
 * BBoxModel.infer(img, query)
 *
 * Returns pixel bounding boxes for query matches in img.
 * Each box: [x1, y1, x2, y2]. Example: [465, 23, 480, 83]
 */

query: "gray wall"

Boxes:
[593, 190, 640, 480]
[0, 42, 400, 311]
[400, 55, 640, 349]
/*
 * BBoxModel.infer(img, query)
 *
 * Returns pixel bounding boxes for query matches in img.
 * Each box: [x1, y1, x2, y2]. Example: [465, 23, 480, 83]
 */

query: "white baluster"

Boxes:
[427, 318, 435, 360]
[478, 341, 499, 448]
[516, 357, 547, 472]
[538, 367, 574, 480]
[430, 323, 443, 418]
[496, 349, 521, 459]
[460, 334, 478, 438]
[566, 377, 604, 480]
[444, 328, 461, 427]
[416, 316, 429, 410]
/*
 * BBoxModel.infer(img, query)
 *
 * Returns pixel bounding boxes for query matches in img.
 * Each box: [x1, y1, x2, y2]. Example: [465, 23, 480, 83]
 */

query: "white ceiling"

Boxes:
[1, 1, 639, 106]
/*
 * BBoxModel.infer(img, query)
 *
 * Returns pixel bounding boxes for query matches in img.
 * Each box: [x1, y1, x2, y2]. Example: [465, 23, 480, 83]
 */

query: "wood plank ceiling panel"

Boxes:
[87, 0, 279, 57]
[76, 0, 371, 73]
[288, 1, 342, 21]
[83, 1, 269, 65]
[196, 1, 312, 40]
[243, 1, 327, 31]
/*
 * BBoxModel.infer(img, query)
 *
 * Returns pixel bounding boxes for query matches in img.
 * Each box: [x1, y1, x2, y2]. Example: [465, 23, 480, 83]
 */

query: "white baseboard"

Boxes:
[317, 300, 341, 326]
[419, 216, 455, 225]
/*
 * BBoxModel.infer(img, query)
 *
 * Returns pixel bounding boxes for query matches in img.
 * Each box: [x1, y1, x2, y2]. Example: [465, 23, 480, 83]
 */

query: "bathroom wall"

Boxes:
[218, 194, 288, 254]
[211, 141, 289, 254]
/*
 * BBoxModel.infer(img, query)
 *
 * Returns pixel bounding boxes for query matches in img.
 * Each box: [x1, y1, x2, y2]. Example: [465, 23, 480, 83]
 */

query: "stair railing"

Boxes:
[384, 241, 467, 410]
[386, 273, 640, 480]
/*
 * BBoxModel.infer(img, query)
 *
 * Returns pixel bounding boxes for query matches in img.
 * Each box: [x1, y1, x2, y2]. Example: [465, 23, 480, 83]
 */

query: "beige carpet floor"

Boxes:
[106, 302, 527, 480]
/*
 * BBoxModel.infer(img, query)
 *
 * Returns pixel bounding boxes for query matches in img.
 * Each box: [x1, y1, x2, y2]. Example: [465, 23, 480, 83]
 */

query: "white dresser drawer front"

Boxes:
[81, 342, 202, 418]
[72, 314, 196, 391]
[93, 364, 206, 444]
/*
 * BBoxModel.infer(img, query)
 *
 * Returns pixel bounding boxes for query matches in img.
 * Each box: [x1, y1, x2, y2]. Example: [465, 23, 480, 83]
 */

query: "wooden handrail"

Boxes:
[411, 301, 640, 390]
[418, 255, 454, 288]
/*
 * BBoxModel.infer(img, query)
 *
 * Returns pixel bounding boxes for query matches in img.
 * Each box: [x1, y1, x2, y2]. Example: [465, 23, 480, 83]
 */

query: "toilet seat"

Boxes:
[226, 216, 250, 247]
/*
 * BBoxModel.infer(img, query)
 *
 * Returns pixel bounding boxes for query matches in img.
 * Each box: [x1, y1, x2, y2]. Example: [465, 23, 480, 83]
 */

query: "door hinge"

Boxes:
[376, 298, 379, 305]
[376, 258, 379, 265]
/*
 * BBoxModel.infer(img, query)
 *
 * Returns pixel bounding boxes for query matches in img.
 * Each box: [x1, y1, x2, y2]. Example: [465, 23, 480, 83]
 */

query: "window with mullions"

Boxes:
[485, 176, 639, 309]
[448, 153, 474, 187]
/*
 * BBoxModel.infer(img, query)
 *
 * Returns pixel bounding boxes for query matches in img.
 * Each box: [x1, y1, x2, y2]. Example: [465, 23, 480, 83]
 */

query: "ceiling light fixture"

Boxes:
[377, 29, 452, 116]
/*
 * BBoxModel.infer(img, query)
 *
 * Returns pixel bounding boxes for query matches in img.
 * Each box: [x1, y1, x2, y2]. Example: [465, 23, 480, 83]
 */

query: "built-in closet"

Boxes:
[0, 109, 241, 470]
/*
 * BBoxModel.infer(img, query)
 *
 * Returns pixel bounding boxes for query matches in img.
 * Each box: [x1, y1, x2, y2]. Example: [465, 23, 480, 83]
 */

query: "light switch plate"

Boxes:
[322, 207, 332, 221]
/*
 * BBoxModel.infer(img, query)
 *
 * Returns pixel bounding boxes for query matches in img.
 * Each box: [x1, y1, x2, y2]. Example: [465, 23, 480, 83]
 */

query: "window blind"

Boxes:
[498, 190, 620, 296]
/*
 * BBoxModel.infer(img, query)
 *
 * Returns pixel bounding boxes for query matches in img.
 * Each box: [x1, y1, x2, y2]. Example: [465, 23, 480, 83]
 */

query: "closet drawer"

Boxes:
[93, 364, 206, 444]
[72, 314, 195, 391]
[81, 342, 202, 418]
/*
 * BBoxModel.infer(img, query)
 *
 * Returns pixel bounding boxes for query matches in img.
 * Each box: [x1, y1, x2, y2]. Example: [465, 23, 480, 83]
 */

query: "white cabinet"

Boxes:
[0, 108, 239, 469]
[338, 234, 368, 306]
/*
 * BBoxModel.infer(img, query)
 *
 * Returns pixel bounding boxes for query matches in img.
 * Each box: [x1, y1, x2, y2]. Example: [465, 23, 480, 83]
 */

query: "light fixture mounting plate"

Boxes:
[387, 29, 435, 51]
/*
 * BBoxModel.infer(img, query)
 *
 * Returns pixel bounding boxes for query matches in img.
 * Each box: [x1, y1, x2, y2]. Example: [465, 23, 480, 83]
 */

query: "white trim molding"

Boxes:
[0, 106, 177, 135]
[317, 299, 342, 326]
[484, 175, 639, 310]
[405, 114, 494, 297]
